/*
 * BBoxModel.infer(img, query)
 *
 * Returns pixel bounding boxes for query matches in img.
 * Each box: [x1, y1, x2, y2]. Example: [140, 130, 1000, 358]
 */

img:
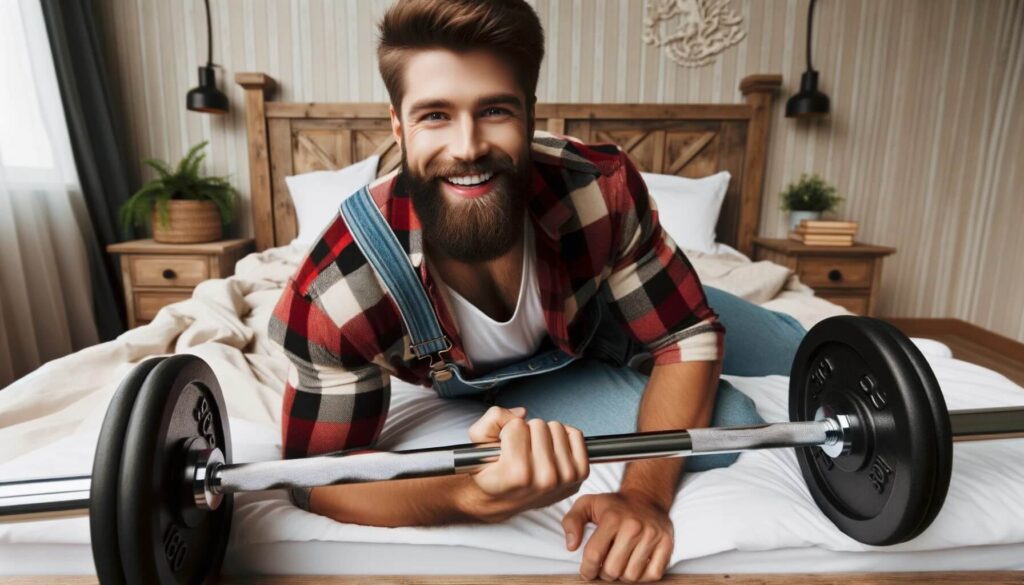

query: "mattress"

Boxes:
[2, 338, 1023, 576]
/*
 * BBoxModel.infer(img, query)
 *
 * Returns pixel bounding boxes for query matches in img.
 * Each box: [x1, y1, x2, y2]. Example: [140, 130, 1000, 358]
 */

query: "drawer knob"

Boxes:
[162, 269, 177, 280]
[828, 269, 843, 282]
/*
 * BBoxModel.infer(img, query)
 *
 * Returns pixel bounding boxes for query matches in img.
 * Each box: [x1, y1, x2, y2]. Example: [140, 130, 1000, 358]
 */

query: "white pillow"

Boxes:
[640, 171, 730, 255]
[285, 154, 381, 247]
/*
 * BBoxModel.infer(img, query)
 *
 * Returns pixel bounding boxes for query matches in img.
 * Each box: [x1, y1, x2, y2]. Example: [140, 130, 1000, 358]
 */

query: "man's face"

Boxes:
[390, 49, 534, 263]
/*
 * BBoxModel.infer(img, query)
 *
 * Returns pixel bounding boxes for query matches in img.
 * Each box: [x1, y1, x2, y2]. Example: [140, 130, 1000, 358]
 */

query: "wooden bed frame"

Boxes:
[234, 71, 782, 257]
[163, 71, 1012, 585]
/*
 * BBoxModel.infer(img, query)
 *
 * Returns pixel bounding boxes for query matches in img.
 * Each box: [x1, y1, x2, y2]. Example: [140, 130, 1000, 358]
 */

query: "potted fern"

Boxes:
[779, 173, 844, 231]
[119, 141, 240, 243]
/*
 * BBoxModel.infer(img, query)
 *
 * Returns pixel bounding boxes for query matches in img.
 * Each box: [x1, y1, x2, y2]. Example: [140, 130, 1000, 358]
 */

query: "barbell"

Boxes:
[1, 316, 1022, 584]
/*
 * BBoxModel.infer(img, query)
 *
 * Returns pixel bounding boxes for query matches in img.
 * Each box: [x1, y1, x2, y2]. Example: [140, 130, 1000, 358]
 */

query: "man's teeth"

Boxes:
[445, 172, 494, 186]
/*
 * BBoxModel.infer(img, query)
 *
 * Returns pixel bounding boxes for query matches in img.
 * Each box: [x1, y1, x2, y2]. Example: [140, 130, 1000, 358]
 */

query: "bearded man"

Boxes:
[270, 0, 806, 581]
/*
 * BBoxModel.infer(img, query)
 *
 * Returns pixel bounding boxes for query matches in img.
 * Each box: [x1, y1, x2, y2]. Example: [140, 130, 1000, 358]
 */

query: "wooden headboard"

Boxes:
[236, 72, 781, 256]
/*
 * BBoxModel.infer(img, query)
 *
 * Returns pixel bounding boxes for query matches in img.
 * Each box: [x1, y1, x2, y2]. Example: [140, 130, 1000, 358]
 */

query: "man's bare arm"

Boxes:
[309, 474, 497, 526]
[306, 407, 590, 527]
[619, 359, 722, 510]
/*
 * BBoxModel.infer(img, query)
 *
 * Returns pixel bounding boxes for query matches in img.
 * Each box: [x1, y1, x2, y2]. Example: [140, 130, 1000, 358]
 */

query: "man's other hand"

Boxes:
[562, 492, 674, 582]
[461, 406, 590, 522]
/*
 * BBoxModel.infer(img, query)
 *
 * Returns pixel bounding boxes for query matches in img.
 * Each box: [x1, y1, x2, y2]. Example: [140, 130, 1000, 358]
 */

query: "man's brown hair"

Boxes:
[377, 0, 545, 114]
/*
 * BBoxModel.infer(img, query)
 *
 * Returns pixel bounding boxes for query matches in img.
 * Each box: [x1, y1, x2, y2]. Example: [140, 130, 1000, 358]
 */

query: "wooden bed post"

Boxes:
[235, 72, 277, 251]
[738, 74, 782, 257]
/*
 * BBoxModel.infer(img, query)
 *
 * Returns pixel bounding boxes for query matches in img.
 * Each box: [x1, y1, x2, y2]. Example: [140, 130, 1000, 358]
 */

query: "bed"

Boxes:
[1, 72, 1022, 584]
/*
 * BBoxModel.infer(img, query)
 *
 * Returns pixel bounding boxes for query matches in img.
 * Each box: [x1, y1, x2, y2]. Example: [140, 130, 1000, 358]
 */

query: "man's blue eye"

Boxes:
[423, 112, 446, 121]
[484, 107, 511, 116]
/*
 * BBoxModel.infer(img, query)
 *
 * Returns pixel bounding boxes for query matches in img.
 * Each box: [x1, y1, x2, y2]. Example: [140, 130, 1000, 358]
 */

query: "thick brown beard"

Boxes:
[400, 147, 531, 263]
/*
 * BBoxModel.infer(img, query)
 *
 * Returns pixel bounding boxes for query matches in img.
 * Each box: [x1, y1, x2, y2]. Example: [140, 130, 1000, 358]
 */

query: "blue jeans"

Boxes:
[492, 286, 808, 471]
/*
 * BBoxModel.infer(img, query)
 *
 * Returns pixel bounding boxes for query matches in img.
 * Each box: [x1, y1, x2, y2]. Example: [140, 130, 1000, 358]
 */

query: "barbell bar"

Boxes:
[3, 406, 1020, 518]
[0, 315, 1022, 585]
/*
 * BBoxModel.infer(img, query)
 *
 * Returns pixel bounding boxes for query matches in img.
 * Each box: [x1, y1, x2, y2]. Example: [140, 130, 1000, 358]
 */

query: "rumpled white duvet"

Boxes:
[2, 243, 1023, 575]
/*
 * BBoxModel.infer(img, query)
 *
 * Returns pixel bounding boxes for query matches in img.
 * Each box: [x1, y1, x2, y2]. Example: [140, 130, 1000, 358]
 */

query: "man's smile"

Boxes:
[441, 171, 498, 199]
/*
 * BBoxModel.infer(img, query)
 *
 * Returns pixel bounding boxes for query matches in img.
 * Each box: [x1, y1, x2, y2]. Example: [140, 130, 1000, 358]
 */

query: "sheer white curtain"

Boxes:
[1, 0, 100, 386]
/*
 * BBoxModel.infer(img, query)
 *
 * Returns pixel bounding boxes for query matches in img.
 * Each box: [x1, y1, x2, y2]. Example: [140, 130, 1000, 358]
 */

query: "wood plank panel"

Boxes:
[7, 572, 1024, 584]
[885, 317, 1024, 387]
[267, 118, 295, 247]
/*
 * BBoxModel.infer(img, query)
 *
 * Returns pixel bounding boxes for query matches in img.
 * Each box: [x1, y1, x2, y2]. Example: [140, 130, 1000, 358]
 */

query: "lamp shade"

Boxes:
[786, 70, 830, 118]
[186, 66, 228, 114]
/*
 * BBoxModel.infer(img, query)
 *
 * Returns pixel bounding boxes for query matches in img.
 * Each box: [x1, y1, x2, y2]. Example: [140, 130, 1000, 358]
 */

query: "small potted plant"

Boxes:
[779, 173, 844, 231]
[119, 141, 240, 243]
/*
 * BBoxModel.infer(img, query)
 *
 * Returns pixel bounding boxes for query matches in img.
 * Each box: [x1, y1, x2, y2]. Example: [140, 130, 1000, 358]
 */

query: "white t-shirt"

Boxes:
[437, 222, 548, 373]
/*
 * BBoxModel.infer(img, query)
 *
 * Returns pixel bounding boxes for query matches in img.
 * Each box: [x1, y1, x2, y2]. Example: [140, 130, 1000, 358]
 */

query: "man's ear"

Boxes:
[389, 104, 402, 149]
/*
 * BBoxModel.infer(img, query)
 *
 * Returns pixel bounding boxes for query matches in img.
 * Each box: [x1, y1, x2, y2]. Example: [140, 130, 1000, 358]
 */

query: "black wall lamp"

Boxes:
[786, 0, 830, 118]
[187, 0, 228, 114]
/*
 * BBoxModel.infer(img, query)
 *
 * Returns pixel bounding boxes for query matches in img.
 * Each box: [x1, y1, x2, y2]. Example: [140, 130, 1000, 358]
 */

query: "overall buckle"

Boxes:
[413, 338, 454, 382]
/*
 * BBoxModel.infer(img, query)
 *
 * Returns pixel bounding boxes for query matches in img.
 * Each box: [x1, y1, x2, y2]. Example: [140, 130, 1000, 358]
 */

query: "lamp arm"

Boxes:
[203, 0, 213, 68]
[806, 0, 817, 72]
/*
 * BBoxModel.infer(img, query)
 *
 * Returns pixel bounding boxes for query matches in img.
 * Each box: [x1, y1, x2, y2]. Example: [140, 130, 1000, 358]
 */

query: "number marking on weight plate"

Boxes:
[868, 456, 893, 494]
[193, 395, 217, 448]
[859, 374, 887, 410]
[810, 356, 834, 399]
[163, 523, 189, 573]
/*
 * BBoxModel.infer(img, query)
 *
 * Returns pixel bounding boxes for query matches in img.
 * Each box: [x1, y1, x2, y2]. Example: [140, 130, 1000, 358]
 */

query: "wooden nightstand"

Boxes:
[107, 238, 254, 328]
[752, 237, 896, 316]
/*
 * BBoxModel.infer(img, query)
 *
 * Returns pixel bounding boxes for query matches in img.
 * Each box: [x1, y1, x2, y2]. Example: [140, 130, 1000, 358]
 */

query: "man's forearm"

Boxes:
[619, 359, 722, 511]
[308, 473, 506, 527]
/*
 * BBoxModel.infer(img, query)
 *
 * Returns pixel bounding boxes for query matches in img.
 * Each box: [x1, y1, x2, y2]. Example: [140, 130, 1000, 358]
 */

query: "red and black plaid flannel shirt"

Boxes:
[269, 132, 725, 459]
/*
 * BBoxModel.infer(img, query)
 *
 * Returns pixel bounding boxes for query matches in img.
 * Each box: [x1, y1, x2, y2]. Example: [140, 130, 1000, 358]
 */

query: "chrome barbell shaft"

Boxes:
[0, 475, 91, 522]
[950, 407, 1024, 442]
[209, 419, 843, 495]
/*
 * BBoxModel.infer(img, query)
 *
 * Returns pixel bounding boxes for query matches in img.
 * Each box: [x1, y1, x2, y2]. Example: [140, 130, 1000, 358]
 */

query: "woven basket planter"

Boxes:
[151, 200, 222, 243]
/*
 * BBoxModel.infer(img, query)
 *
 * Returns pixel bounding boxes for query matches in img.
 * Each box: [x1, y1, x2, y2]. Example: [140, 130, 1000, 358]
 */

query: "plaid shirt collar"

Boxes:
[365, 132, 625, 369]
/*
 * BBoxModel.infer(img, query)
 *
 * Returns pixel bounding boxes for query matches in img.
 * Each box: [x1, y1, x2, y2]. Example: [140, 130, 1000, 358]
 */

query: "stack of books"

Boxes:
[788, 220, 858, 246]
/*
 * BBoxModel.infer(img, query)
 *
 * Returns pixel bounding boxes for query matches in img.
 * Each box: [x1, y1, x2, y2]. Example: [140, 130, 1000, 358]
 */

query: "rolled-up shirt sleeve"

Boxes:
[268, 278, 390, 459]
[603, 152, 725, 366]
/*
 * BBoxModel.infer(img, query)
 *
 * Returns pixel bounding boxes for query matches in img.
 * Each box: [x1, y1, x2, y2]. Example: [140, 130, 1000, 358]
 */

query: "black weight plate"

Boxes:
[871, 318, 953, 540]
[118, 354, 232, 585]
[91, 357, 167, 585]
[789, 315, 945, 545]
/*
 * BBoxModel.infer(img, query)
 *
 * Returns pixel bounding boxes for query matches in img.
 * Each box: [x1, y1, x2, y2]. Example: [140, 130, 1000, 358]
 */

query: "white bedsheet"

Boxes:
[2, 243, 1023, 576]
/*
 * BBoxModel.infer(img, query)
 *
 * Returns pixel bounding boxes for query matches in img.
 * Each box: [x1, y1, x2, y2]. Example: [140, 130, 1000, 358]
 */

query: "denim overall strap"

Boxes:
[340, 186, 582, 400]
[339, 187, 453, 380]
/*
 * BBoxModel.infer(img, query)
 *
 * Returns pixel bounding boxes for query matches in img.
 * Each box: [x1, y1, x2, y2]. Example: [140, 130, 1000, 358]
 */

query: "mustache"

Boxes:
[424, 153, 518, 180]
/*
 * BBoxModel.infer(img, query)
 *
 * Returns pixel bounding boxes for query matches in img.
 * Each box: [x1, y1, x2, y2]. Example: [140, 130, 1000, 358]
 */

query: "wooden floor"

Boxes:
[884, 318, 1024, 388]
[7, 574, 1024, 584]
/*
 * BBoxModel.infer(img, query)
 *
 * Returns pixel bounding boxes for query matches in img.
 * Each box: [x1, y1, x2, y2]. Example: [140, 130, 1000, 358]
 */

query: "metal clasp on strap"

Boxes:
[412, 337, 455, 382]
[429, 359, 454, 382]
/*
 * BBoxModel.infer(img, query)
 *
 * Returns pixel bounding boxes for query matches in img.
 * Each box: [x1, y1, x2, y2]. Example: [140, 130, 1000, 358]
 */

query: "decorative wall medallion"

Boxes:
[643, 0, 747, 68]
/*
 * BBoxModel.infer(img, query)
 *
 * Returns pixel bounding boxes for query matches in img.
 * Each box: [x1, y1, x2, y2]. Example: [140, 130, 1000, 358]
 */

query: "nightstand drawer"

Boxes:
[134, 290, 192, 321]
[819, 293, 870, 315]
[130, 255, 209, 287]
[797, 257, 874, 289]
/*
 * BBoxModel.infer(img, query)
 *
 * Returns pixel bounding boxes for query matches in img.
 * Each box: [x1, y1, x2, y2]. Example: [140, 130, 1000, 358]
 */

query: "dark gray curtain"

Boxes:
[40, 0, 135, 340]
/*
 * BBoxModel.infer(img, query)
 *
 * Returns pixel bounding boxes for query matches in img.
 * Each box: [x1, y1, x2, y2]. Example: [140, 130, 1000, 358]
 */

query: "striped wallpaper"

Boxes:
[98, 0, 1024, 342]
